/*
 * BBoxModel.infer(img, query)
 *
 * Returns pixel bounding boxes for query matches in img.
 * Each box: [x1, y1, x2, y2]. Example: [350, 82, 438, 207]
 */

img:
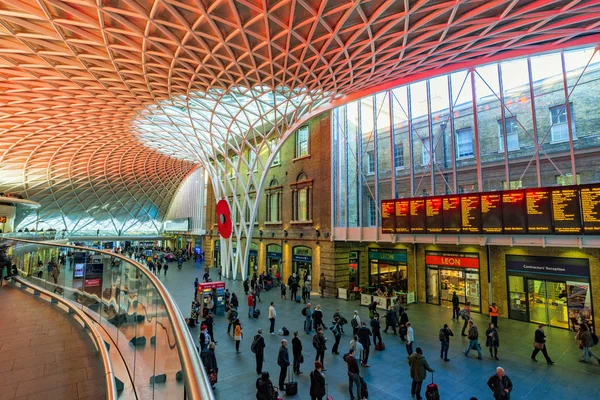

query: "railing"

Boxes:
[12, 276, 118, 400]
[3, 238, 212, 400]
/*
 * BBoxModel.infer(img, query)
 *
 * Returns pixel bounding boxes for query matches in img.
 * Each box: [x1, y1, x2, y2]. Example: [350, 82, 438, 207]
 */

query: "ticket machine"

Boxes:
[197, 281, 226, 317]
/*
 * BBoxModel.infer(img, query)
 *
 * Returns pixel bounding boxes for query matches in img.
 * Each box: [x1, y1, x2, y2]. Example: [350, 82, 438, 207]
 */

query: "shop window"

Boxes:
[394, 143, 404, 169]
[549, 103, 576, 143]
[368, 196, 376, 226]
[269, 138, 281, 166]
[295, 126, 309, 158]
[456, 127, 473, 158]
[292, 173, 312, 222]
[502, 180, 522, 190]
[421, 137, 431, 165]
[266, 179, 281, 223]
[498, 117, 520, 151]
[556, 173, 580, 186]
[366, 150, 375, 174]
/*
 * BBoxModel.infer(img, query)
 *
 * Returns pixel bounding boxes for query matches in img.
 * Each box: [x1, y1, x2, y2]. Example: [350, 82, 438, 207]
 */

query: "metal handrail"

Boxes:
[12, 276, 118, 400]
[6, 238, 213, 400]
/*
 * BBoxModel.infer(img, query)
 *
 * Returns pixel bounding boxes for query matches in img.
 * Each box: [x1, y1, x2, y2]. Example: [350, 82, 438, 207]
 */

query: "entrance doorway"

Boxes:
[527, 279, 568, 329]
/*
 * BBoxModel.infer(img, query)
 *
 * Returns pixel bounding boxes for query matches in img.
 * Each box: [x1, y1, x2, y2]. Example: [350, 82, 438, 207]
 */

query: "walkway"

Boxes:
[0, 284, 106, 400]
[156, 260, 600, 400]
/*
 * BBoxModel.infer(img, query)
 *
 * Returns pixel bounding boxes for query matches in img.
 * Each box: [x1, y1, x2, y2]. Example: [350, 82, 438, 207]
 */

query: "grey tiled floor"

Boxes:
[0, 284, 105, 400]
[158, 260, 600, 400]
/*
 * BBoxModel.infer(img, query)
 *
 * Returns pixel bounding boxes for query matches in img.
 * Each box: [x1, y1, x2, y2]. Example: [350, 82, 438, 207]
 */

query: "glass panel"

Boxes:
[410, 81, 431, 195]
[361, 97, 376, 226]
[508, 276, 527, 322]
[376, 92, 392, 220]
[566, 281, 593, 331]
[430, 76, 454, 194]
[332, 107, 346, 227]
[440, 269, 465, 304]
[347, 101, 360, 227]
[528, 279, 548, 326]
[546, 281, 568, 329]
[134, 273, 157, 398]
[451, 70, 477, 192]
[426, 268, 439, 305]
[465, 272, 480, 313]
[392, 87, 411, 197]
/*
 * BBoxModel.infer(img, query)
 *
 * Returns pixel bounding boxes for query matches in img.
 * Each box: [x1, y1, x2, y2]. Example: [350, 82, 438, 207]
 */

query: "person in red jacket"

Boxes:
[248, 293, 255, 318]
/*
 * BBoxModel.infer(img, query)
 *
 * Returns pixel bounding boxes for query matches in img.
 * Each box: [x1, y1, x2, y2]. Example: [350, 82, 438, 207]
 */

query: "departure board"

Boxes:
[461, 195, 481, 233]
[395, 199, 410, 233]
[580, 184, 600, 233]
[481, 193, 503, 234]
[525, 189, 552, 234]
[502, 190, 526, 233]
[410, 199, 426, 233]
[426, 197, 443, 233]
[381, 200, 396, 233]
[442, 195, 462, 233]
[551, 186, 582, 234]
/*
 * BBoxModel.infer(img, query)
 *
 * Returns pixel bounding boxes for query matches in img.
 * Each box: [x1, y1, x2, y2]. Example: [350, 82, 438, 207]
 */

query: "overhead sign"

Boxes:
[368, 248, 407, 263]
[164, 218, 191, 232]
[425, 251, 479, 269]
[506, 255, 589, 278]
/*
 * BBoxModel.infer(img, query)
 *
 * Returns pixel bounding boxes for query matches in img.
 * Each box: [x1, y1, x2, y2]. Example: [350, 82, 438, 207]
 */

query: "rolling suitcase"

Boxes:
[285, 366, 298, 395]
[425, 372, 440, 400]
[295, 295, 301, 303]
[375, 342, 385, 351]
[253, 309, 260, 318]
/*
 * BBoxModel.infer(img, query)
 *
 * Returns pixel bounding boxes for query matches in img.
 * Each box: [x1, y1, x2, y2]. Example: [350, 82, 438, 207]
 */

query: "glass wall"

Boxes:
[332, 45, 600, 229]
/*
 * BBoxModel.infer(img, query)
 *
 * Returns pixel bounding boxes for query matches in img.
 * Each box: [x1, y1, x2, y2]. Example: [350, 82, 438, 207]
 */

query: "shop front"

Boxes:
[248, 242, 259, 275]
[292, 246, 312, 284]
[266, 244, 282, 278]
[349, 251, 359, 287]
[425, 251, 481, 313]
[506, 255, 593, 331]
[368, 248, 408, 291]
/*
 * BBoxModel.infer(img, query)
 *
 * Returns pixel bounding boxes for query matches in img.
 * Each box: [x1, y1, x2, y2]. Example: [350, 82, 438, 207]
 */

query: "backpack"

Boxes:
[313, 335, 319, 349]
[302, 308, 307, 317]
[439, 329, 445, 342]
[593, 333, 599, 346]
[282, 327, 289, 336]
[251, 335, 260, 353]
[351, 318, 359, 328]
[458, 309, 468, 320]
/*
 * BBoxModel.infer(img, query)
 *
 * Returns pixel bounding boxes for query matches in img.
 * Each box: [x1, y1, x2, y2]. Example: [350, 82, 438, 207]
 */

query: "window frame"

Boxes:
[368, 196, 376, 226]
[366, 150, 375, 175]
[265, 179, 282, 223]
[295, 125, 310, 158]
[497, 117, 520, 152]
[455, 127, 474, 159]
[549, 103, 576, 143]
[394, 143, 404, 169]
[421, 137, 431, 166]
[291, 173, 313, 223]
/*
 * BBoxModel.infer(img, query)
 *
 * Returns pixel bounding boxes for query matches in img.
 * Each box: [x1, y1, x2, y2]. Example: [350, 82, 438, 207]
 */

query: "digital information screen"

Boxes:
[442, 196, 461, 233]
[395, 199, 410, 233]
[551, 187, 582, 234]
[481, 193, 503, 234]
[580, 184, 600, 233]
[502, 190, 526, 233]
[461, 195, 481, 233]
[426, 197, 443, 233]
[410, 199, 426, 233]
[381, 200, 396, 233]
[525, 189, 552, 234]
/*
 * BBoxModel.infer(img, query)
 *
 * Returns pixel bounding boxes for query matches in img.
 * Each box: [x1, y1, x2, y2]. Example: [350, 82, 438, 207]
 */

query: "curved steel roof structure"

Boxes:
[1, 0, 600, 234]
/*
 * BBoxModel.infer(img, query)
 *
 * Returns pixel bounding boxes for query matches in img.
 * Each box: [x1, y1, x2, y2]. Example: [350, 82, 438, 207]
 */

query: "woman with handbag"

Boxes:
[531, 324, 554, 364]
[486, 323, 500, 360]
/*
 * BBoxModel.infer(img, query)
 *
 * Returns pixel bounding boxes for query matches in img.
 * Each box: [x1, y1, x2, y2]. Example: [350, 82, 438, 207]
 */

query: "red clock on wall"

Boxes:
[216, 199, 232, 239]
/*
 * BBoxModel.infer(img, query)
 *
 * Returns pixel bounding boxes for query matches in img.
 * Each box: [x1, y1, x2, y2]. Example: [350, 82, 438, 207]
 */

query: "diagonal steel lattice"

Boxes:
[0, 0, 600, 268]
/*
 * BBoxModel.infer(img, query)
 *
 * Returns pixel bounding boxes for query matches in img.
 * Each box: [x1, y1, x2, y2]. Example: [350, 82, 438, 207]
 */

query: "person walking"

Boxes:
[487, 367, 513, 400]
[243, 278, 249, 295]
[226, 305, 237, 334]
[370, 314, 382, 349]
[357, 322, 372, 366]
[292, 331, 303, 375]
[318, 273, 326, 298]
[351, 310, 361, 336]
[277, 339, 290, 391]
[399, 307, 409, 341]
[163, 262, 168, 276]
[345, 348, 362, 400]
[199, 324, 211, 352]
[408, 347, 434, 400]
[204, 312, 216, 343]
[252, 329, 266, 375]
[309, 361, 326, 400]
[234, 320, 243, 353]
[452, 291, 460, 320]
[194, 277, 199, 298]
[156, 262, 162, 275]
[331, 317, 342, 355]
[576, 323, 600, 363]
[405, 321, 415, 358]
[463, 320, 482, 359]
[439, 323, 453, 362]
[313, 328, 327, 370]
[531, 324, 554, 364]
[304, 303, 313, 334]
[486, 323, 500, 360]
[313, 305, 325, 331]
[384, 306, 397, 334]
[302, 281, 310, 304]
[248, 292, 255, 318]
[280, 281, 287, 299]
[461, 302, 472, 336]
[489, 303, 499, 328]
[290, 277, 299, 301]
[269, 302, 276, 335]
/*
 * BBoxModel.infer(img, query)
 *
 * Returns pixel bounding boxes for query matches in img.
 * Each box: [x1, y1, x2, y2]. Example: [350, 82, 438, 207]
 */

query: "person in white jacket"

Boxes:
[406, 322, 415, 357]
[269, 302, 276, 335]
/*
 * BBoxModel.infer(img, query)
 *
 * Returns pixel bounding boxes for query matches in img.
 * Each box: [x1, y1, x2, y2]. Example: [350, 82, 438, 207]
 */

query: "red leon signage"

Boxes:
[425, 254, 479, 269]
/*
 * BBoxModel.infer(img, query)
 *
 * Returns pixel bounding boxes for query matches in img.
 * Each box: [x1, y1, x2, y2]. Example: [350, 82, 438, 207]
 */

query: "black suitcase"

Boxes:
[253, 309, 260, 318]
[425, 373, 440, 400]
[285, 367, 298, 395]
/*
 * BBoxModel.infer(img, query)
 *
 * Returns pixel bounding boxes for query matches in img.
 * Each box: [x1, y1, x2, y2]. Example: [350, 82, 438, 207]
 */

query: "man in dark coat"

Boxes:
[531, 324, 554, 364]
[357, 322, 372, 366]
[399, 307, 409, 341]
[384, 306, 397, 334]
[312, 328, 327, 370]
[408, 347, 434, 400]
[292, 331, 303, 374]
[452, 291, 460, 319]
[487, 367, 513, 399]
[277, 339, 290, 390]
[253, 329, 266, 375]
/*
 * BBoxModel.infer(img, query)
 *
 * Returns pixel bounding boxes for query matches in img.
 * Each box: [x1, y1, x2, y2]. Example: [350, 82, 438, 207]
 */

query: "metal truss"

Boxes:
[0, 0, 600, 263]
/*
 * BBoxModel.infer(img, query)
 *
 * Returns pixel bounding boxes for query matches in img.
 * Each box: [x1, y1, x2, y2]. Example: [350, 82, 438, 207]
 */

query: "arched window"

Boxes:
[292, 173, 312, 222]
[266, 179, 281, 223]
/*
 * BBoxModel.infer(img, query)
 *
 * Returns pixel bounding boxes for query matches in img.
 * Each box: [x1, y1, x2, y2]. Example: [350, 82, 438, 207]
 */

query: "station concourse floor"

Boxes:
[0, 284, 106, 400]
[157, 260, 600, 400]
